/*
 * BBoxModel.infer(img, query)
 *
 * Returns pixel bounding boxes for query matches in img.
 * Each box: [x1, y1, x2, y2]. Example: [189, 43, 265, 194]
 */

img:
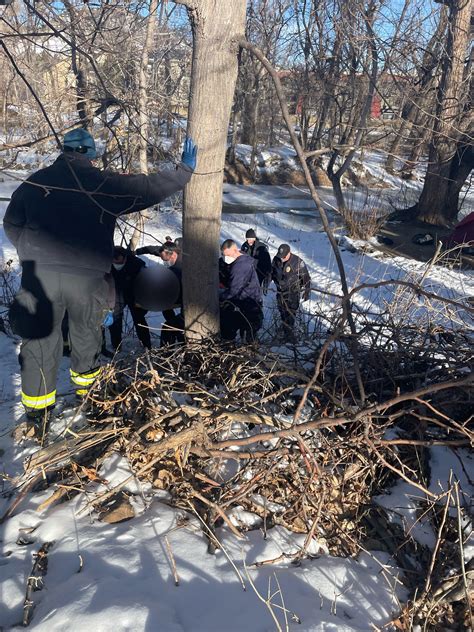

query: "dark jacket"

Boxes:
[169, 258, 182, 306]
[240, 239, 272, 284]
[135, 245, 162, 257]
[221, 254, 262, 305]
[272, 253, 311, 298]
[3, 154, 192, 275]
[219, 257, 230, 289]
[112, 253, 145, 305]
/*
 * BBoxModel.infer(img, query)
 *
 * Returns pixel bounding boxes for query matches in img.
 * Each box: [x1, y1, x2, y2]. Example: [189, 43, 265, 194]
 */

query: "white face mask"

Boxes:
[224, 256, 235, 265]
[113, 262, 125, 271]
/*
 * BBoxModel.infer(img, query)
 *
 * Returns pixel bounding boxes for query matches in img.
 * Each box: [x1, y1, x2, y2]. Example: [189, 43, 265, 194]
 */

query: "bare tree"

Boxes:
[129, 0, 160, 252]
[412, 0, 473, 225]
[384, 7, 448, 173]
[326, 0, 379, 214]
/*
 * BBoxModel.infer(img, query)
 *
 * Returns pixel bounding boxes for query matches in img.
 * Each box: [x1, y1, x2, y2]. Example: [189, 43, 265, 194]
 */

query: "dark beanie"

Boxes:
[246, 228, 257, 239]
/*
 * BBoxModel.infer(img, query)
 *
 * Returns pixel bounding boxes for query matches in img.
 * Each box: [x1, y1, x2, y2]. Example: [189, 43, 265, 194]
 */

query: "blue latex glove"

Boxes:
[103, 310, 114, 328]
[181, 137, 198, 170]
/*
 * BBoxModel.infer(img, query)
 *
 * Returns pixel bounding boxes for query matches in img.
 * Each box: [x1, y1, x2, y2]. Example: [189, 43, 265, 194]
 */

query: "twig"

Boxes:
[454, 481, 473, 629]
[22, 542, 54, 627]
[164, 536, 180, 586]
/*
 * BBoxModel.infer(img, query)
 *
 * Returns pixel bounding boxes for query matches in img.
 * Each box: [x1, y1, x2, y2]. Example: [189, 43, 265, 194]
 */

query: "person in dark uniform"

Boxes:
[240, 228, 272, 292]
[220, 239, 263, 342]
[108, 246, 151, 350]
[4, 128, 196, 433]
[271, 243, 311, 340]
[136, 241, 184, 345]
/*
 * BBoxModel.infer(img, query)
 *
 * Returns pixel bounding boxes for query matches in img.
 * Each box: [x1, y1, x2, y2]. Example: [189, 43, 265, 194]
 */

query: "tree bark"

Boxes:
[176, 0, 247, 340]
[415, 0, 472, 225]
[444, 141, 474, 218]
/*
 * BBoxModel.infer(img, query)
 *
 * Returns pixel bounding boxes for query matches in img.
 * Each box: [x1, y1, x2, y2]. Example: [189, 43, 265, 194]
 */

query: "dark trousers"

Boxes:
[277, 292, 299, 333]
[11, 265, 108, 411]
[109, 301, 151, 349]
[221, 299, 263, 342]
[161, 309, 185, 346]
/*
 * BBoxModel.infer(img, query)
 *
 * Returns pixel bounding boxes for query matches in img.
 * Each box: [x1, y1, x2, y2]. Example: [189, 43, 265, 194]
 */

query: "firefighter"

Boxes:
[4, 128, 196, 435]
[271, 243, 311, 340]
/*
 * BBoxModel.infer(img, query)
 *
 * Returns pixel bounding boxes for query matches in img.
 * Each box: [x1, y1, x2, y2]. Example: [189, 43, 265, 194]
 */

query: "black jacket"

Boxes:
[169, 258, 182, 306]
[221, 254, 262, 305]
[4, 154, 192, 275]
[271, 253, 311, 298]
[240, 239, 272, 284]
[112, 253, 145, 305]
[135, 245, 162, 257]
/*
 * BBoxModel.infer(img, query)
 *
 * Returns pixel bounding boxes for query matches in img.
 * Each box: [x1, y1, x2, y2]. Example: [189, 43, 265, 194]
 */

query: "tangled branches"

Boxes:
[4, 325, 473, 629]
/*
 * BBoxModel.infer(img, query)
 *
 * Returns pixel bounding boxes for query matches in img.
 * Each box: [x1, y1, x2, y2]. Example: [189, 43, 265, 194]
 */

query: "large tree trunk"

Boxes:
[176, 0, 247, 340]
[415, 0, 472, 225]
[444, 142, 474, 218]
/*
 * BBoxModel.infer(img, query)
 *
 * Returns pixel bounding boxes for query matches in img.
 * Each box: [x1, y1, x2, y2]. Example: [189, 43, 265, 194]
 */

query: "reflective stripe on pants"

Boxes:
[70, 367, 101, 387]
[21, 390, 56, 410]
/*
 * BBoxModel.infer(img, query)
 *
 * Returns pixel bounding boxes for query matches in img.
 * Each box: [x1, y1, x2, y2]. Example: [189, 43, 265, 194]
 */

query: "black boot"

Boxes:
[25, 407, 53, 444]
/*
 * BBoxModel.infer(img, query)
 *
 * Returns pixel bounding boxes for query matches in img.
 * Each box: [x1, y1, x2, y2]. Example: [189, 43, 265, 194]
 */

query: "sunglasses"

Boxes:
[64, 145, 90, 154]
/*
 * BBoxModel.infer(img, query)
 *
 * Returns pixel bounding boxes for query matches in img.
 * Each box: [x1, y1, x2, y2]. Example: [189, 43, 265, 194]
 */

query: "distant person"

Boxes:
[109, 246, 151, 350]
[240, 229, 272, 292]
[220, 239, 263, 342]
[271, 244, 311, 340]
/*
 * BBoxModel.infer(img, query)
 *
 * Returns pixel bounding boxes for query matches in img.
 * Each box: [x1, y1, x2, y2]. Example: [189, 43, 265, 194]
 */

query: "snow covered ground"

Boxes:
[0, 166, 473, 631]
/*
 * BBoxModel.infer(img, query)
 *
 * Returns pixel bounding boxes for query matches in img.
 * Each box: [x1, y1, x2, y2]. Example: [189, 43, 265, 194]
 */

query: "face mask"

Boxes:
[163, 260, 172, 267]
[113, 262, 125, 271]
[224, 256, 234, 265]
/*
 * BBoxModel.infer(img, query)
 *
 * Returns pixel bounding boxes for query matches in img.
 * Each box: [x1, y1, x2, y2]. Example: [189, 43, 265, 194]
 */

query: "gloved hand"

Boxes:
[103, 310, 114, 328]
[181, 137, 198, 170]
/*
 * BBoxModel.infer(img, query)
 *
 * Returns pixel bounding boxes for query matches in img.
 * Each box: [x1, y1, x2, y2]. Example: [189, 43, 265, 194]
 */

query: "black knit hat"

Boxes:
[276, 243, 291, 259]
[246, 228, 257, 239]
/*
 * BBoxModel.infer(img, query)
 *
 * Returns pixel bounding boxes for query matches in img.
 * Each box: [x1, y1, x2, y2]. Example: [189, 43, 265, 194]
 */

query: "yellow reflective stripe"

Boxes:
[70, 368, 101, 379]
[75, 389, 88, 396]
[21, 390, 56, 409]
[70, 368, 101, 386]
